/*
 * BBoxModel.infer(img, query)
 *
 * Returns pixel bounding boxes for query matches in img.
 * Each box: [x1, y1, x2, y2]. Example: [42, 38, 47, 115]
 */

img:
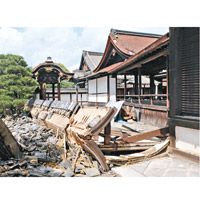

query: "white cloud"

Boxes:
[0, 27, 168, 70]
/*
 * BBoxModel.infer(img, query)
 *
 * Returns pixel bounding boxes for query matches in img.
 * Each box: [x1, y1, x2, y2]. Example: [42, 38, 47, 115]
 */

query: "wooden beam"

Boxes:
[107, 75, 110, 102]
[52, 83, 55, 100]
[115, 75, 118, 101]
[57, 83, 61, 100]
[96, 78, 98, 105]
[166, 55, 169, 109]
[138, 68, 141, 104]
[124, 74, 127, 101]
[150, 74, 155, 94]
[135, 73, 138, 95]
[120, 127, 169, 143]
[104, 122, 111, 145]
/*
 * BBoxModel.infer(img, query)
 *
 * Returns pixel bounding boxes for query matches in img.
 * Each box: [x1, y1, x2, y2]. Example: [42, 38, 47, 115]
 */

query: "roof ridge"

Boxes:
[110, 28, 163, 38]
[82, 50, 103, 55]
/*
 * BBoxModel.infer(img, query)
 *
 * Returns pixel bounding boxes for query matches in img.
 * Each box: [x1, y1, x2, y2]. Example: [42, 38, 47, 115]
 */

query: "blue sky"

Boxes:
[0, 27, 168, 72]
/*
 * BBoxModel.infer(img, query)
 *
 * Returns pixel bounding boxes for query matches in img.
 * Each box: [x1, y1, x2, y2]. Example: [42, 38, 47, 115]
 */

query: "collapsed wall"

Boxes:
[0, 118, 22, 160]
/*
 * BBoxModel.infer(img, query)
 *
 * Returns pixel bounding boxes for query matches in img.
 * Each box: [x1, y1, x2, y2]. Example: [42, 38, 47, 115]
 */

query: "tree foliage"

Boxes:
[46, 81, 75, 88]
[55, 63, 70, 72]
[0, 54, 38, 116]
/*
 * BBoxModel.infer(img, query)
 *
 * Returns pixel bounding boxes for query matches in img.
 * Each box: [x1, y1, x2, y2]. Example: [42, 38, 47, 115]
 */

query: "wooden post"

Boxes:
[104, 122, 111, 145]
[107, 75, 110, 102]
[96, 79, 98, 105]
[58, 83, 61, 100]
[115, 75, 118, 101]
[166, 55, 169, 109]
[39, 83, 43, 100]
[138, 68, 141, 104]
[150, 74, 154, 105]
[150, 74, 155, 94]
[41, 83, 46, 100]
[124, 74, 127, 102]
[52, 83, 55, 100]
[76, 85, 78, 103]
[70, 93, 72, 102]
[135, 73, 138, 95]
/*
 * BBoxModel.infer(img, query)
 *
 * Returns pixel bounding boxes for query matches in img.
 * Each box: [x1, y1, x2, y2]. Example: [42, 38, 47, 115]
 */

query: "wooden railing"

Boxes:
[116, 94, 167, 106]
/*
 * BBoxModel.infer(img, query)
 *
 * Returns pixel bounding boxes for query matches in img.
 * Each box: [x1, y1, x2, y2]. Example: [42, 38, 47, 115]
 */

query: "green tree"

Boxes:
[55, 63, 70, 72]
[46, 62, 74, 88]
[0, 54, 38, 116]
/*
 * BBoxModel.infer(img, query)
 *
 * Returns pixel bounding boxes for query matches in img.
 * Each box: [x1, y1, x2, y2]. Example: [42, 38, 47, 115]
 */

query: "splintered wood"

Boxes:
[105, 140, 170, 166]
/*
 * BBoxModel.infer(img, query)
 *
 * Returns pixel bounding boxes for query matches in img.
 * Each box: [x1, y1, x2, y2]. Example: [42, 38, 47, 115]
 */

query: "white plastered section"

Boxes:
[175, 126, 200, 155]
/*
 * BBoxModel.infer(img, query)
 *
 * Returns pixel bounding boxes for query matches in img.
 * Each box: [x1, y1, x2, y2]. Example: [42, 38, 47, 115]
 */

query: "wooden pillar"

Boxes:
[52, 83, 55, 100]
[104, 122, 111, 145]
[107, 75, 110, 102]
[41, 83, 46, 100]
[58, 83, 61, 100]
[96, 79, 98, 105]
[76, 85, 78, 103]
[138, 68, 141, 104]
[115, 75, 118, 101]
[135, 73, 138, 95]
[166, 55, 169, 109]
[150, 74, 155, 94]
[39, 83, 43, 99]
[124, 74, 127, 101]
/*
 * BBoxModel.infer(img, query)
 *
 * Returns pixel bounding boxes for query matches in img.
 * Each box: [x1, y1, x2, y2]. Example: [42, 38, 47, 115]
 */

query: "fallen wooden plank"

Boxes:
[119, 127, 169, 143]
[71, 147, 81, 172]
[82, 140, 109, 171]
[122, 124, 139, 133]
[105, 139, 170, 165]
[98, 141, 159, 152]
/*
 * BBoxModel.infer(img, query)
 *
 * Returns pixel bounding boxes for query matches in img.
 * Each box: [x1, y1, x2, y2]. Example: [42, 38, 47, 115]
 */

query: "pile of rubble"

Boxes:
[0, 116, 117, 177]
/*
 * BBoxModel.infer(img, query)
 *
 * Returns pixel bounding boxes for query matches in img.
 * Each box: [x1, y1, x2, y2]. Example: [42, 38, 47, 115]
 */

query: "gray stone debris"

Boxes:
[58, 160, 72, 169]
[63, 169, 74, 177]
[83, 167, 100, 177]
[1, 115, 112, 177]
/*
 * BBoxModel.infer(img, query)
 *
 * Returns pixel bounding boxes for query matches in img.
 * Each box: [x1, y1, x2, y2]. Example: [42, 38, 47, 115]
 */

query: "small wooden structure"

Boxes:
[32, 57, 73, 101]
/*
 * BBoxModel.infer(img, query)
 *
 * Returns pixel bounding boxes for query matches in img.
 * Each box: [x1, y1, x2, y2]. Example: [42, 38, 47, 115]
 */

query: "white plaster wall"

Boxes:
[97, 77, 107, 102]
[89, 95, 96, 102]
[88, 79, 96, 93]
[97, 77, 107, 93]
[36, 93, 88, 102]
[109, 76, 116, 102]
[97, 94, 107, 103]
[88, 79, 96, 102]
[61, 94, 71, 101]
[81, 94, 88, 101]
[175, 126, 200, 155]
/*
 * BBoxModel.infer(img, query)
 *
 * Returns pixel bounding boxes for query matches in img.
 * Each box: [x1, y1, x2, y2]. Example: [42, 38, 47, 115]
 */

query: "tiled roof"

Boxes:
[94, 29, 162, 72]
[80, 62, 123, 80]
[79, 50, 103, 71]
[82, 33, 169, 80]
[110, 30, 158, 56]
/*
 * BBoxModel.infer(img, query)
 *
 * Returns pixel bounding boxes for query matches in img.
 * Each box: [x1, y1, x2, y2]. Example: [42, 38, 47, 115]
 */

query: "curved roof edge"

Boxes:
[94, 29, 163, 73]
[32, 61, 73, 76]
